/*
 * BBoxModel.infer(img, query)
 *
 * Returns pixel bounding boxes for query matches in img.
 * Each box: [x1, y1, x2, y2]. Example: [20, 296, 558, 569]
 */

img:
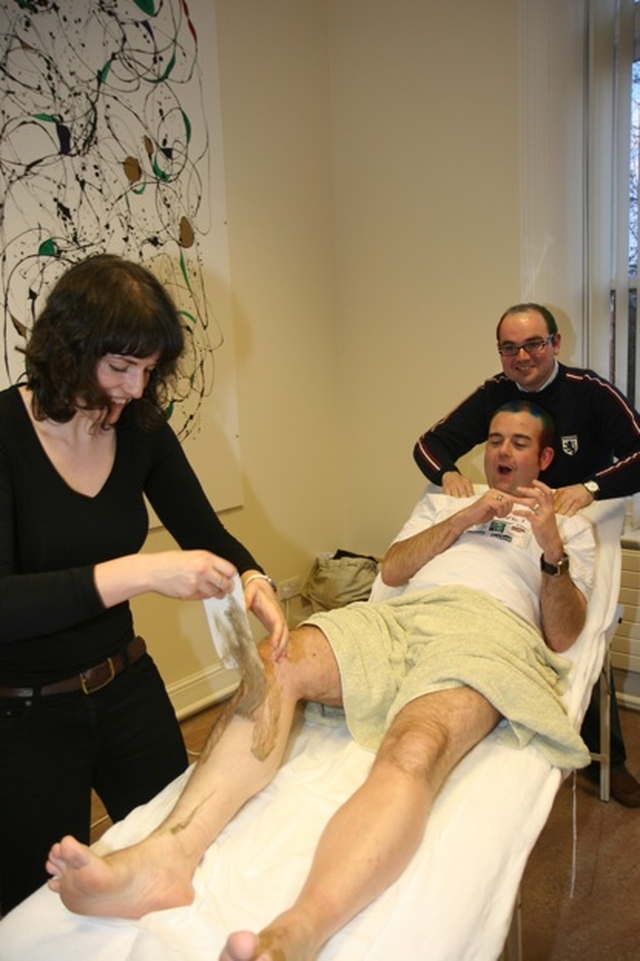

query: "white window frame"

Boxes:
[519, 0, 636, 396]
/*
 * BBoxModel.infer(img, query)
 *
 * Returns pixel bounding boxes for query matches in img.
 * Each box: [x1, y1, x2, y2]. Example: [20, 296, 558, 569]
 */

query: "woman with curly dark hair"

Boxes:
[0, 254, 286, 914]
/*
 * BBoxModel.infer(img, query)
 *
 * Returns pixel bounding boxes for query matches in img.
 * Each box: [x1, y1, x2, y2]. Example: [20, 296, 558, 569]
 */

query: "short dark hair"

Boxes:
[491, 399, 555, 451]
[496, 303, 558, 340]
[25, 254, 184, 429]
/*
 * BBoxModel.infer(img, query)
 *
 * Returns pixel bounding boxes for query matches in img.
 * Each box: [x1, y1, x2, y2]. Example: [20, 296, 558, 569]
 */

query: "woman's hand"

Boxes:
[94, 550, 238, 608]
[242, 571, 289, 661]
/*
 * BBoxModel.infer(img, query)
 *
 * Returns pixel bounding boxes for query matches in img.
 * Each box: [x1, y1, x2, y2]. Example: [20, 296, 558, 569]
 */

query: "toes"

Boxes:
[223, 930, 260, 961]
[58, 835, 92, 868]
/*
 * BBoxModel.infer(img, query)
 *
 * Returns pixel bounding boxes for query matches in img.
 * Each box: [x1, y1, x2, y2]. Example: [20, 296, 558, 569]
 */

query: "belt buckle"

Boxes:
[80, 656, 116, 695]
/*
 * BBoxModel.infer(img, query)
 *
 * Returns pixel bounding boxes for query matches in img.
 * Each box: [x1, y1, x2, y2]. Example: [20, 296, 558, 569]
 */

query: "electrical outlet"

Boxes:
[279, 576, 302, 600]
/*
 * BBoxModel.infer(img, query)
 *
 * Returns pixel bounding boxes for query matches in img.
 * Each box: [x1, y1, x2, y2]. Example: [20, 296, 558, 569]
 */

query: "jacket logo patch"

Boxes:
[561, 435, 579, 456]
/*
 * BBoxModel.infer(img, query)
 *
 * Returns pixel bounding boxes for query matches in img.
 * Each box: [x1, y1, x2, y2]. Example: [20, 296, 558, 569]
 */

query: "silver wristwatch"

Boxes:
[583, 480, 600, 499]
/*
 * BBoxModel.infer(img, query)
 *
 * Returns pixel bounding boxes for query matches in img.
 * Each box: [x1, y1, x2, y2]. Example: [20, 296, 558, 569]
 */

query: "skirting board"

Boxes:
[168, 664, 241, 721]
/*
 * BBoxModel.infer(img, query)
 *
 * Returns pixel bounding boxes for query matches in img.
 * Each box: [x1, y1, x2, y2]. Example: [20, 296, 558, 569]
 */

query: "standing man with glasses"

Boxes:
[414, 302, 640, 806]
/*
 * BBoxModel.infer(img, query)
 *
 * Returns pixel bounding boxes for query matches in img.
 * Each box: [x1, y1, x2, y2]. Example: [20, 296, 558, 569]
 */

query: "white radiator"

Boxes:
[611, 529, 640, 708]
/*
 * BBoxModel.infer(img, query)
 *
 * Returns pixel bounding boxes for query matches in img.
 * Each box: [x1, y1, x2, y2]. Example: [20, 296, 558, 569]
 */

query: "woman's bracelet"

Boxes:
[243, 573, 278, 593]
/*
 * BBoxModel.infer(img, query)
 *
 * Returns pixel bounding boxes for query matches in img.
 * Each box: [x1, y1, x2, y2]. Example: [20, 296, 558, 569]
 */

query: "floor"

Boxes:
[90, 703, 640, 959]
[520, 704, 640, 960]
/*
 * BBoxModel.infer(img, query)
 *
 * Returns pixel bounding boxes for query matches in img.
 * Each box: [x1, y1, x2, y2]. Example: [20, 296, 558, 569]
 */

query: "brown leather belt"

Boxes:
[0, 635, 147, 698]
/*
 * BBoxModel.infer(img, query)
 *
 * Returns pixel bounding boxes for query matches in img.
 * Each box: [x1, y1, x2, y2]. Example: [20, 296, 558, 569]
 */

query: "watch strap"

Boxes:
[583, 480, 600, 498]
[243, 573, 278, 593]
[540, 552, 570, 576]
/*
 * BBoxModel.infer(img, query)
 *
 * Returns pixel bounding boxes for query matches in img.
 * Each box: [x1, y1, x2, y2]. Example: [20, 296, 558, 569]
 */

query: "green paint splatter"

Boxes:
[178, 249, 191, 289]
[38, 239, 58, 257]
[182, 110, 192, 143]
[180, 309, 197, 327]
[151, 157, 169, 181]
[98, 60, 112, 83]
[133, 0, 157, 15]
[154, 50, 176, 83]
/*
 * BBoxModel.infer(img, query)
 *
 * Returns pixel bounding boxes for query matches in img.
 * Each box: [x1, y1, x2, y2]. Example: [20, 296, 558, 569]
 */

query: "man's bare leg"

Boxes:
[45, 626, 342, 918]
[220, 685, 500, 961]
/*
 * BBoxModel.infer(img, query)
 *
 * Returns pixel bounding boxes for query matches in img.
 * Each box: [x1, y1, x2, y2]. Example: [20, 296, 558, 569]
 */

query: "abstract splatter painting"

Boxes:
[0, 0, 242, 506]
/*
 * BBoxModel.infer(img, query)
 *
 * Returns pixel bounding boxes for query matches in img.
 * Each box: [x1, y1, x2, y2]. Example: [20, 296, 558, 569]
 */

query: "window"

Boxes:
[608, 0, 638, 404]
[631, 55, 638, 279]
[625, 45, 639, 402]
[519, 1, 637, 396]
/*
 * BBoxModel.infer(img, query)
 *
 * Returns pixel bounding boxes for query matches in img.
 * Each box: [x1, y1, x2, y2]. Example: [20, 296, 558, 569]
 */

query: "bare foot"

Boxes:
[219, 931, 264, 961]
[219, 920, 318, 961]
[46, 834, 195, 918]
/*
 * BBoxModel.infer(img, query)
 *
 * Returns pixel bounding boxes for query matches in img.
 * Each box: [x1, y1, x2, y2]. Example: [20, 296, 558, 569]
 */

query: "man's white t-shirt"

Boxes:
[371, 490, 595, 631]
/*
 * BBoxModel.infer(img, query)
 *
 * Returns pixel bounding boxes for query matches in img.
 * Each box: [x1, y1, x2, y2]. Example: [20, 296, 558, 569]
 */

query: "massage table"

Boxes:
[0, 495, 625, 961]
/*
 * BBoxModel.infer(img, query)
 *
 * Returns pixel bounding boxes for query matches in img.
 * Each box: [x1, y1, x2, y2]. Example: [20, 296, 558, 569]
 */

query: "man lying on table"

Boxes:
[46, 398, 594, 961]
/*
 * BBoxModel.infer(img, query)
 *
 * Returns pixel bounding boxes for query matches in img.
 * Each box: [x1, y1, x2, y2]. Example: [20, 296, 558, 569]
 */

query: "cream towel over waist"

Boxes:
[305, 585, 590, 771]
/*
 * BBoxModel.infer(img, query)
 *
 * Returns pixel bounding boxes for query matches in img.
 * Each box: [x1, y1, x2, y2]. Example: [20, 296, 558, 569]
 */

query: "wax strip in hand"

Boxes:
[202, 578, 266, 714]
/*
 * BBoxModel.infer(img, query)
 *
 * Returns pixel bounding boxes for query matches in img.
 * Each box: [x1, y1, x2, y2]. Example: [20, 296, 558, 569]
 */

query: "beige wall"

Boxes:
[133, 0, 524, 712]
[328, 0, 521, 550]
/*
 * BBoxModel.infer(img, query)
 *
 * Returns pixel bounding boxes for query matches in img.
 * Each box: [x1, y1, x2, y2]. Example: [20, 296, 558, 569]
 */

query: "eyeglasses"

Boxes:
[497, 334, 555, 357]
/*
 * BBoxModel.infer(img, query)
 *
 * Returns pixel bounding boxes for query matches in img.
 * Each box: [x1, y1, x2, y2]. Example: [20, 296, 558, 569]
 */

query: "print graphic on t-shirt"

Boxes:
[468, 514, 532, 547]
